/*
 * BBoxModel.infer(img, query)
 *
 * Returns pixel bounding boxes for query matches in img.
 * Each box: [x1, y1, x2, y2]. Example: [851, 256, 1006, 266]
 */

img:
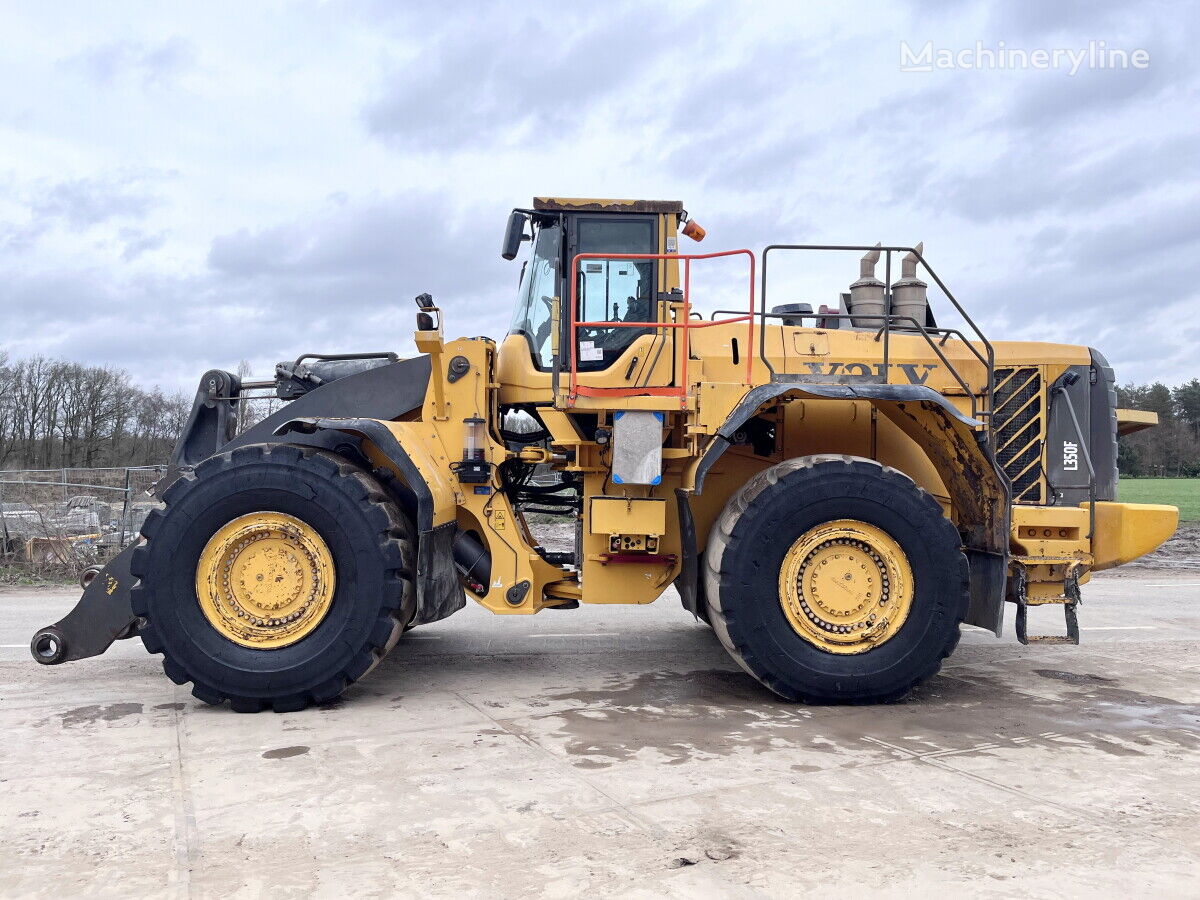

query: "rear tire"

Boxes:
[703, 455, 968, 703]
[130, 444, 416, 712]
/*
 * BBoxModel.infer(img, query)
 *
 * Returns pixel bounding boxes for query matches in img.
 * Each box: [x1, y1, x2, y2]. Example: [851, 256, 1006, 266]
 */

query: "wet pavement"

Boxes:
[1, 570, 1198, 897]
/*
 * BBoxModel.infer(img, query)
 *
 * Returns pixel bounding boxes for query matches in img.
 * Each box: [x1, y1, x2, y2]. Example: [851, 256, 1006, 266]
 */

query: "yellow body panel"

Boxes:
[1011, 505, 1089, 559]
[589, 497, 668, 537]
[342, 334, 568, 614]
[1089, 501, 1178, 571]
[1116, 408, 1159, 436]
[455, 309, 1168, 614]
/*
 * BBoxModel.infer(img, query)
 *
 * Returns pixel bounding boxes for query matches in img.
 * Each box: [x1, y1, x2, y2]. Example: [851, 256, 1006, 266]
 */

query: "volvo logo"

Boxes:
[796, 362, 939, 385]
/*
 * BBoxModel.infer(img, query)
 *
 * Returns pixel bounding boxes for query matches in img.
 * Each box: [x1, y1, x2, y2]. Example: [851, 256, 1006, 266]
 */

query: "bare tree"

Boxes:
[0, 351, 193, 469]
[0, 351, 13, 466]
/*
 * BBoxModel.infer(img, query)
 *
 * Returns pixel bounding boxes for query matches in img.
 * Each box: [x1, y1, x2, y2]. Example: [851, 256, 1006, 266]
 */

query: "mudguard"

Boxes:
[274, 416, 465, 626]
[689, 381, 1011, 634]
[166, 355, 432, 493]
[674, 488, 703, 619]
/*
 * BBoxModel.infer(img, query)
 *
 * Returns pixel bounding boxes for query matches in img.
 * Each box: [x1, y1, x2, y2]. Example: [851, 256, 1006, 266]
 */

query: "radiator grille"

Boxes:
[993, 367, 1044, 503]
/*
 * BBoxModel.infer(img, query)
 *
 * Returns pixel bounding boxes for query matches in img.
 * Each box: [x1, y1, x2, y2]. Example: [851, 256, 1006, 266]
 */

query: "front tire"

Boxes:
[130, 444, 416, 712]
[703, 455, 968, 703]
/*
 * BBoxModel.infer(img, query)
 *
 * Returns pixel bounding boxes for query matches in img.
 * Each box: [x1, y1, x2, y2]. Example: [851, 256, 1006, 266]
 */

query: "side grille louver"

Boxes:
[993, 367, 1044, 503]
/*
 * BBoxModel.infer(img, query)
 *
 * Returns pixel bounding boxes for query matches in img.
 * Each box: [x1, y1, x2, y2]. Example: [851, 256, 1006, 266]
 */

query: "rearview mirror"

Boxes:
[501, 211, 529, 261]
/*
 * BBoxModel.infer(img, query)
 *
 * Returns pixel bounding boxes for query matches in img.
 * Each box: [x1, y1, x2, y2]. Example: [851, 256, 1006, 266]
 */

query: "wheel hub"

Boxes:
[195, 512, 336, 649]
[778, 519, 913, 654]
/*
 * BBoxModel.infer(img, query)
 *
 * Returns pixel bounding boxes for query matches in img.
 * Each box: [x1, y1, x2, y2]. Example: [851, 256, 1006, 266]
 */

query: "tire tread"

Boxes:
[136, 444, 417, 713]
[703, 455, 969, 704]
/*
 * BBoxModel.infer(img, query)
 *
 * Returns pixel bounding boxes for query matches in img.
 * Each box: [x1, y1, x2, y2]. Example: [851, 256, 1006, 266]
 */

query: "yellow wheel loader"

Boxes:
[31, 197, 1178, 712]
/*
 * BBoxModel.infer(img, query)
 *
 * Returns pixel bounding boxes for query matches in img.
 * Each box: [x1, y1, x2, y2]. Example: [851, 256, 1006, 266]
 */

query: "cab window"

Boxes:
[574, 217, 656, 370]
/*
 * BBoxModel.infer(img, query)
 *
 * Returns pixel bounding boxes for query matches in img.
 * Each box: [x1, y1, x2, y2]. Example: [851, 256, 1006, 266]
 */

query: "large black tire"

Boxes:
[130, 444, 416, 712]
[703, 455, 969, 703]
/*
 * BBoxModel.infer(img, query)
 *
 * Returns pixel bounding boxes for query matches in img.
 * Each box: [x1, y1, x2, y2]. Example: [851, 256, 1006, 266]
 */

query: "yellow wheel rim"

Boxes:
[777, 519, 914, 655]
[195, 512, 336, 649]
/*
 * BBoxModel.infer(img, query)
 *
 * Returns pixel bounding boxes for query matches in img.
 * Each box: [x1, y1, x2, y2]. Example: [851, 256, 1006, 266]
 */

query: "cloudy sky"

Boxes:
[1, 0, 1196, 393]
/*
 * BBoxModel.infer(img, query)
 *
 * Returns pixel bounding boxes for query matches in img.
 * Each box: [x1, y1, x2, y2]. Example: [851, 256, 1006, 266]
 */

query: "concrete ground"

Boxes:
[1, 570, 1198, 898]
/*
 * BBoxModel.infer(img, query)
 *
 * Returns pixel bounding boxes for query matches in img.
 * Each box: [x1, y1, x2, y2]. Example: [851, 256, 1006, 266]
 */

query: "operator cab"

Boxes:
[504, 198, 686, 373]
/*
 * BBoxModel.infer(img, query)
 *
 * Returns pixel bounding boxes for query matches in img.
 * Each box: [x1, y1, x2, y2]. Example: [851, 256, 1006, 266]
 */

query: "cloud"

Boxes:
[914, 131, 1200, 223]
[0, 172, 165, 259]
[0, 220, 47, 254]
[207, 191, 503, 304]
[1071, 192, 1200, 270]
[1002, 57, 1170, 133]
[361, 3, 703, 151]
[119, 229, 168, 262]
[0, 189, 520, 389]
[982, 0, 1157, 40]
[60, 35, 196, 88]
[29, 173, 161, 231]
[660, 40, 826, 191]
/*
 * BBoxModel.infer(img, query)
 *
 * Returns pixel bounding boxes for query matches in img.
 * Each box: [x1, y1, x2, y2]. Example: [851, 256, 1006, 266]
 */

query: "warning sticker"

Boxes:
[579, 340, 603, 362]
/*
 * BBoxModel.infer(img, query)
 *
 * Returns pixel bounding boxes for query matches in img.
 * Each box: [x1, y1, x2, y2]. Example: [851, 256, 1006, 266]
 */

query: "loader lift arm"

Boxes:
[30, 543, 140, 664]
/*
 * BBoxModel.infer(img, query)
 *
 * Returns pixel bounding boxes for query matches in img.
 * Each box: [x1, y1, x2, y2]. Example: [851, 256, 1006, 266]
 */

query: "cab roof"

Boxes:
[532, 197, 683, 214]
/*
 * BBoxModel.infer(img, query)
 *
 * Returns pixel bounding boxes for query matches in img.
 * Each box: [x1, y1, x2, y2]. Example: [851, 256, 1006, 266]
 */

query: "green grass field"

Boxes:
[1118, 478, 1200, 521]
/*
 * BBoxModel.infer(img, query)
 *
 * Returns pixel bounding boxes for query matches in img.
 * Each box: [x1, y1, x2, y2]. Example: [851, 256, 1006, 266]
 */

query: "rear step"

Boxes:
[1009, 560, 1082, 646]
[1015, 596, 1080, 645]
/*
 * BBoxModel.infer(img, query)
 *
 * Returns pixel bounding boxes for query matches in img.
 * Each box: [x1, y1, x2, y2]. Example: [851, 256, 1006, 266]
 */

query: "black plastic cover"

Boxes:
[1045, 350, 1118, 505]
[1089, 348, 1119, 502]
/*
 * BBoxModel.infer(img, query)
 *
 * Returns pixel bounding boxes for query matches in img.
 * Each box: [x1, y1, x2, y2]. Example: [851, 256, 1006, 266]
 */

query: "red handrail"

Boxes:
[567, 249, 755, 406]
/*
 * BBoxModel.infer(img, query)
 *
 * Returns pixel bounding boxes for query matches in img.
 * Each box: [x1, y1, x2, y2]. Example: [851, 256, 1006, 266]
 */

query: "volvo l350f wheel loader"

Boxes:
[31, 197, 1178, 712]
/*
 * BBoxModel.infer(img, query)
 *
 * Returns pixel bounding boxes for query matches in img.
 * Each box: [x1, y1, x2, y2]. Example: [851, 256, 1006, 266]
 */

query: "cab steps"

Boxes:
[1008, 556, 1084, 645]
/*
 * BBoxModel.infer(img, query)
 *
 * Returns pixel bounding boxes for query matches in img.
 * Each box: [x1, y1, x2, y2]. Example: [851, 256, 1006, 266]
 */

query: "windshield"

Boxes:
[509, 222, 561, 368]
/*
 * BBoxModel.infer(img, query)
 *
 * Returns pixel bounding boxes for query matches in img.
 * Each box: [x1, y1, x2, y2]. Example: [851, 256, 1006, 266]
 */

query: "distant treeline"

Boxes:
[1117, 380, 1200, 477]
[0, 352, 190, 470]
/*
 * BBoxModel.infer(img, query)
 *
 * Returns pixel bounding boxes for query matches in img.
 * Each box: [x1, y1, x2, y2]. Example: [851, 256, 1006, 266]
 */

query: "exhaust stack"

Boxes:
[848, 243, 885, 326]
[890, 242, 928, 330]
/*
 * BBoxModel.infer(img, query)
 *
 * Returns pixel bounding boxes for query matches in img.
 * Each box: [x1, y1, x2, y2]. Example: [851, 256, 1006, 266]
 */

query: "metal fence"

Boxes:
[0, 466, 165, 572]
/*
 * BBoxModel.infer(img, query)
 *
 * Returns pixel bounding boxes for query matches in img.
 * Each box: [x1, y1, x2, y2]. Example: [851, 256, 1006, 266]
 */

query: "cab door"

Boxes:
[567, 214, 664, 383]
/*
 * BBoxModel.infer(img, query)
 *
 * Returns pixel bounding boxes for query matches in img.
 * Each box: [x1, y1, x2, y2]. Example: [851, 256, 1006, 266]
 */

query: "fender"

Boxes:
[274, 416, 464, 625]
[275, 417, 456, 530]
[689, 382, 1011, 634]
[165, 355, 433, 496]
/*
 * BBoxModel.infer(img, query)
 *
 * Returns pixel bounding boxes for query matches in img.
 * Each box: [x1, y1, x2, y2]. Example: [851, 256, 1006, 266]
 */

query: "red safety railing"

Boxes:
[567, 249, 756, 406]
